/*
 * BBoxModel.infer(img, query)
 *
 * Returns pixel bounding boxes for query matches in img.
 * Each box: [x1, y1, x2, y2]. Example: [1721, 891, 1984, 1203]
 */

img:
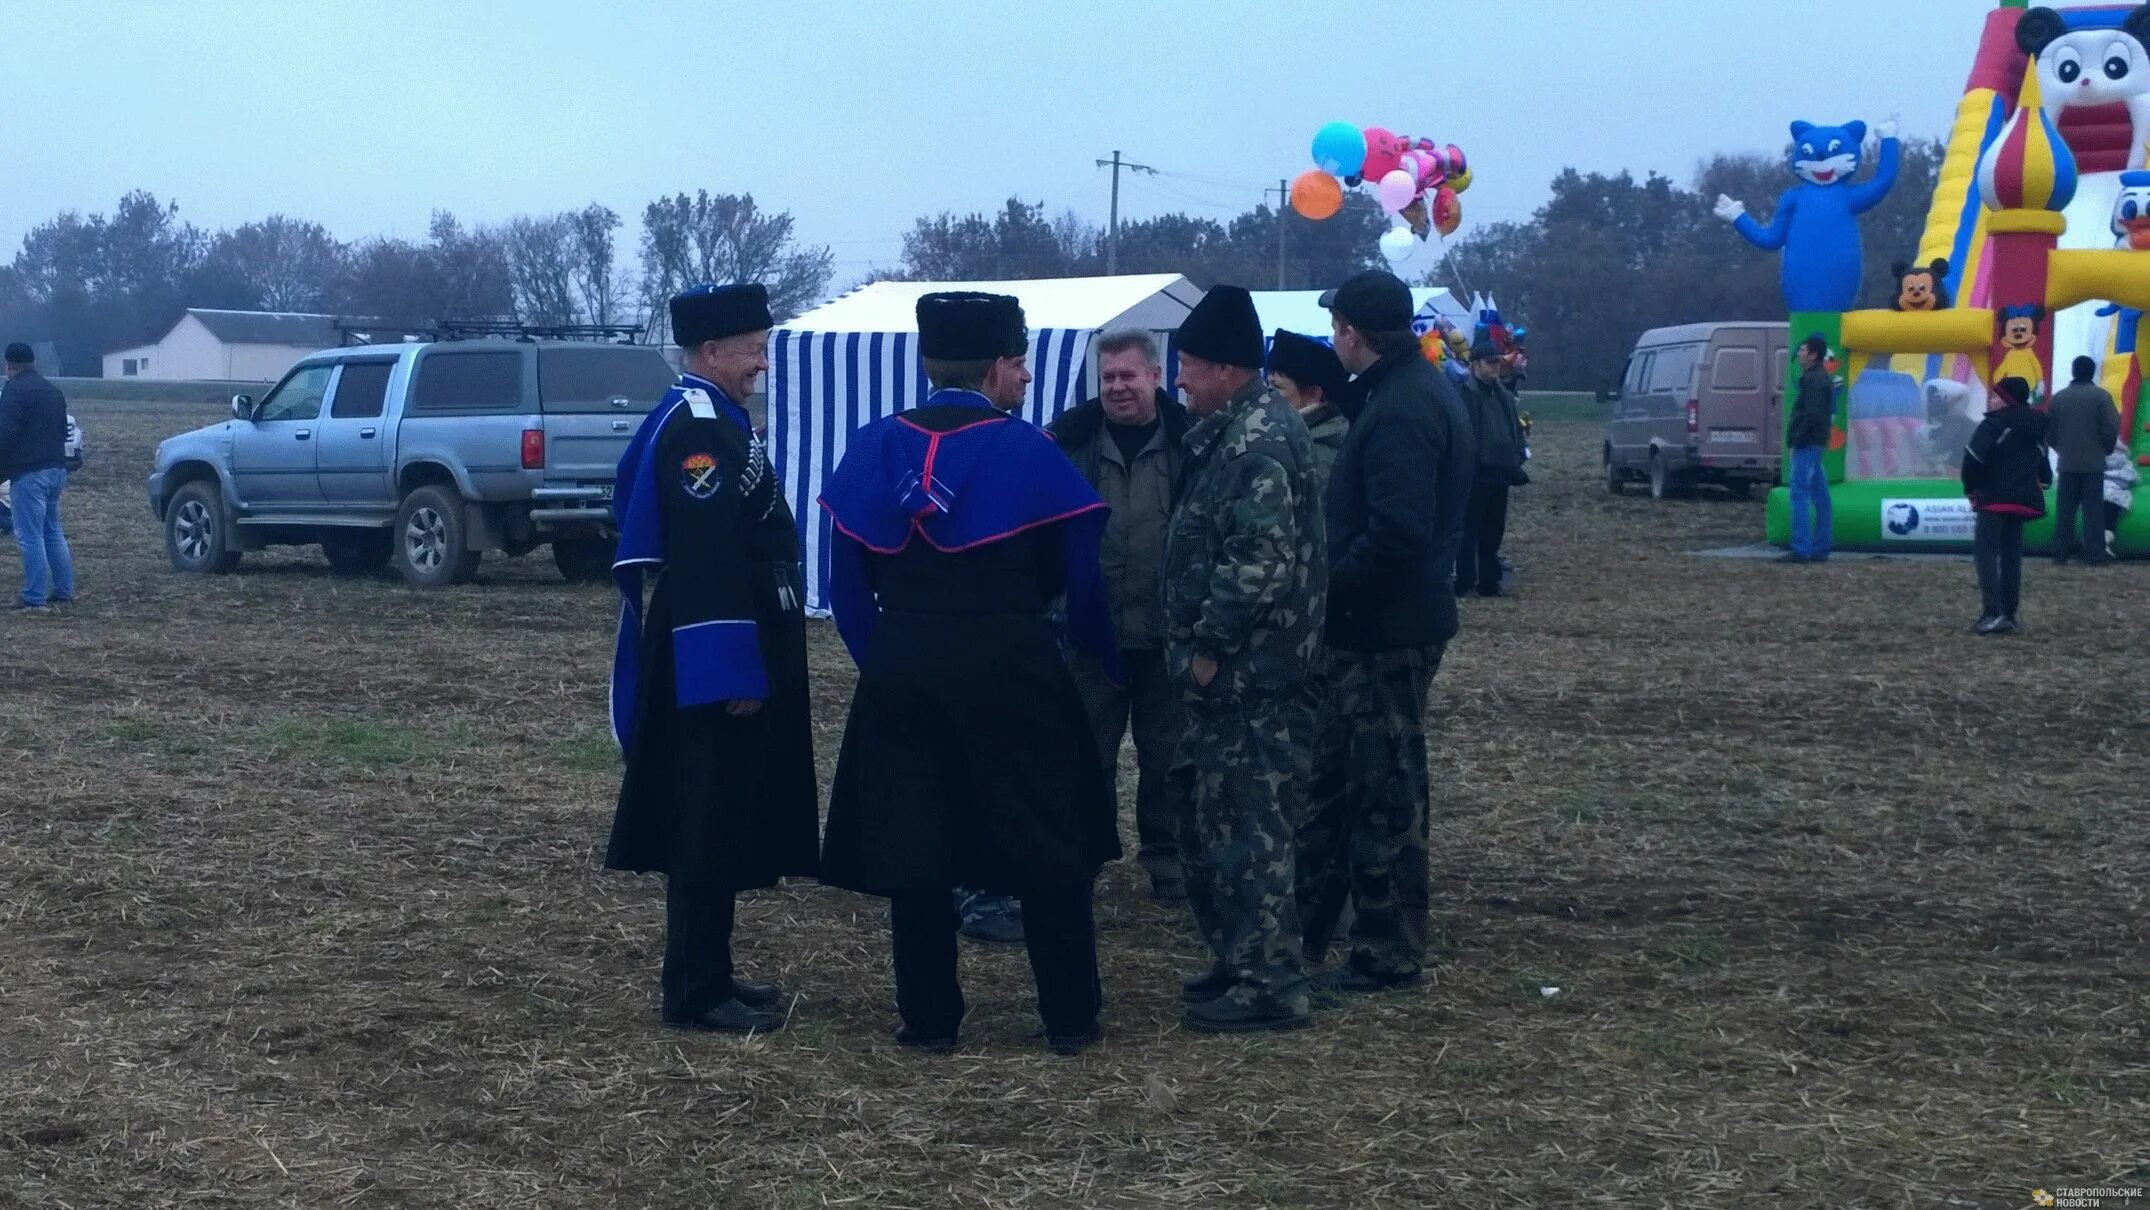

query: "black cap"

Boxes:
[1470, 340, 1502, 362]
[1266, 329, 1346, 395]
[3, 342, 33, 365]
[671, 283, 773, 348]
[1995, 376, 2032, 407]
[1177, 285, 1264, 369]
[2072, 355, 2097, 381]
[1319, 270, 1414, 332]
[916, 292, 1027, 360]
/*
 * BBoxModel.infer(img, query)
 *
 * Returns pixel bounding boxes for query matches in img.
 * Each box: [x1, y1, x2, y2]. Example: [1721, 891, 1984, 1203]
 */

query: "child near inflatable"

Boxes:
[2106, 448, 2140, 549]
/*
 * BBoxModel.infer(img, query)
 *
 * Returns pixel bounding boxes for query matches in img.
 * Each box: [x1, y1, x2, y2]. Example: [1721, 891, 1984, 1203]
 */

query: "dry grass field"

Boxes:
[1, 393, 2144, 1208]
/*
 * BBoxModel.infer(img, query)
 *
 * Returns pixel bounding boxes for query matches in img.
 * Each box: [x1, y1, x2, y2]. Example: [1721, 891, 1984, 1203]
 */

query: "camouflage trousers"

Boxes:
[1169, 691, 1312, 1012]
[1295, 645, 1442, 977]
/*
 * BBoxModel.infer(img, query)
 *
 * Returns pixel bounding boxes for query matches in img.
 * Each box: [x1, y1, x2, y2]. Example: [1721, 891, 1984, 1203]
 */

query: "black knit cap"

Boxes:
[1266, 329, 1346, 396]
[1995, 376, 2032, 408]
[916, 292, 1027, 360]
[670, 283, 773, 347]
[1319, 270, 1415, 332]
[3, 342, 33, 365]
[1177, 285, 1264, 369]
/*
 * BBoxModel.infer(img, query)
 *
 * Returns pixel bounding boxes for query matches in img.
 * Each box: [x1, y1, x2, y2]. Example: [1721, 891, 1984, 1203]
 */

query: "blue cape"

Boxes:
[817, 390, 1121, 682]
[609, 373, 756, 748]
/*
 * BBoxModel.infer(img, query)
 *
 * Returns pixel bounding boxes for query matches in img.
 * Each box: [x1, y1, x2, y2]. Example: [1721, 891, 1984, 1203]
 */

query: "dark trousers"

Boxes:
[2055, 471, 2109, 562]
[662, 878, 736, 1022]
[889, 883, 1101, 1039]
[1974, 513, 2026, 620]
[1071, 649, 1186, 884]
[1454, 481, 1510, 594]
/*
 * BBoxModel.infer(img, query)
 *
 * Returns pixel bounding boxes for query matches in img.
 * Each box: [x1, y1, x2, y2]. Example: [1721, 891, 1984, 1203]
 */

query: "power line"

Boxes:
[1094, 151, 1157, 274]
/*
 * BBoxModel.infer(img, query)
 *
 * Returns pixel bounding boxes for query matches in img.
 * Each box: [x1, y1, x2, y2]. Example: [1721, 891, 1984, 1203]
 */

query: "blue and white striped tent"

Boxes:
[768, 274, 1201, 615]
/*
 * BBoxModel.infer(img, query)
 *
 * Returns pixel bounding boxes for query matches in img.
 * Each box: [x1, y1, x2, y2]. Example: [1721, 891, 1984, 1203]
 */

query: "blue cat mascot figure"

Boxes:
[1716, 120, 1901, 312]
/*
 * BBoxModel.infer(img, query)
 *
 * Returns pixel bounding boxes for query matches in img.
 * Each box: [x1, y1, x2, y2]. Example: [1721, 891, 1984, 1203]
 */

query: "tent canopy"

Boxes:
[786, 273, 1200, 335]
[1250, 287, 1469, 340]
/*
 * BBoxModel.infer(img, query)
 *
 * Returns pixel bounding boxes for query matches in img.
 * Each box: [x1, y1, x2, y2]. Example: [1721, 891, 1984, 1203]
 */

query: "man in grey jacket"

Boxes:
[2047, 356, 2120, 565]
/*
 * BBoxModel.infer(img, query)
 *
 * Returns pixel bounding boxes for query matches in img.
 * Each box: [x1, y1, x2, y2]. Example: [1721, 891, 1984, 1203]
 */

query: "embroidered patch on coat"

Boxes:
[680, 452, 720, 499]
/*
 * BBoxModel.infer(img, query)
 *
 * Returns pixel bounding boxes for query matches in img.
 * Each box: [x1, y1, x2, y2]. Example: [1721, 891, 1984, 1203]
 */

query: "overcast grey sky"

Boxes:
[11, 0, 2004, 293]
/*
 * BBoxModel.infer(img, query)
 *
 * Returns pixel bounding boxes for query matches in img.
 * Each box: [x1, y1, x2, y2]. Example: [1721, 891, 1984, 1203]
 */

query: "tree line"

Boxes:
[0, 191, 837, 375]
[1, 141, 1943, 385]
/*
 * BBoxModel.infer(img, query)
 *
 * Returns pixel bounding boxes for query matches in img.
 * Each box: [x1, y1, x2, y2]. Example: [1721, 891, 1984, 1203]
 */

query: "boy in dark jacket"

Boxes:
[1961, 376, 2051, 636]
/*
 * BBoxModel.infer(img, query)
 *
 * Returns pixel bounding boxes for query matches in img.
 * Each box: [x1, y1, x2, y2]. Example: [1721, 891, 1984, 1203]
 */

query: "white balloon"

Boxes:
[1379, 226, 1416, 266]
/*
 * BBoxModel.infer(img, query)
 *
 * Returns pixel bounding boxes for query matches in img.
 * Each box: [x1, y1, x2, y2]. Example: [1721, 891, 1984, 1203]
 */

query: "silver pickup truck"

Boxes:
[148, 340, 675, 586]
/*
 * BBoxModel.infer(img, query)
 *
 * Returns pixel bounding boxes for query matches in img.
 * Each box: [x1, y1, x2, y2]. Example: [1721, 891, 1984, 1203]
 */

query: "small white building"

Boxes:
[103, 309, 346, 381]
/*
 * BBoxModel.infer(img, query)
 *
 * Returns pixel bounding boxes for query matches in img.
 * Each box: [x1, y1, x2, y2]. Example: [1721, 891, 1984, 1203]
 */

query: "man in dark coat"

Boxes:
[1047, 329, 1192, 903]
[1783, 335, 1837, 563]
[605, 284, 820, 1034]
[0, 343, 76, 609]
[1297, 271, 1475, 993]
[2046, 356, 2120, 565]
[1454, 340, 1525, 598]
[819, 292, 1121, 1057]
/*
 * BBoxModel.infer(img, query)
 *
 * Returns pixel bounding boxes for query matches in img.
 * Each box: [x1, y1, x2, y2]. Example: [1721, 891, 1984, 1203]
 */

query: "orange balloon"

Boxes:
[1290, 170, 1344, 221]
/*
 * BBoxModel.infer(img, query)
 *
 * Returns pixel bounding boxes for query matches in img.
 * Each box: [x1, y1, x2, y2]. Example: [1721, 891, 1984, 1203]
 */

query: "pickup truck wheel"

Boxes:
[322, 532, 392, 575]
[165, 481, 241, 574]
[551, 537, 615, 583]
[394, 485, 481, 587]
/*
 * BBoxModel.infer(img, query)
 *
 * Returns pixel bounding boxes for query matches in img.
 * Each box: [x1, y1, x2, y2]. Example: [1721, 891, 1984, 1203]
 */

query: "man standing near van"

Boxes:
[1048, 330, 1192, 904]
[2047, 356, 2120, 565]
[1783, 335, 1835, 563]
[0, 343, 76, 609]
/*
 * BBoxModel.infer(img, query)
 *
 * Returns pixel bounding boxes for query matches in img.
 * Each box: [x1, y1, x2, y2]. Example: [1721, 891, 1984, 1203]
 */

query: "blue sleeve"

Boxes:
[828, 533, 880, 667]
[1850, 139, 1901, 213]
[1733, 193, 1794, 252]
[672, 620, 768, 706]
[1058, 508, 1123, 685]
[653, 408, 770, 709]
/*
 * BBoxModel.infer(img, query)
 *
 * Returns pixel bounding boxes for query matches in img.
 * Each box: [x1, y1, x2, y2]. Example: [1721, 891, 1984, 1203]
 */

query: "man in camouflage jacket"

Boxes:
[1160, 286, 1327, 1034]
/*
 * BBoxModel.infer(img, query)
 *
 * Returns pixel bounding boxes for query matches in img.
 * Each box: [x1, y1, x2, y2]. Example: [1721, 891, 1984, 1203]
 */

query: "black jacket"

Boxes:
[1325, 347, 1475, 651]
[0, 369, 68, 482]
[1458, 373, 1524, 483]
[1787, 363, 1835, 450]
[1961, 403, 2052, 517]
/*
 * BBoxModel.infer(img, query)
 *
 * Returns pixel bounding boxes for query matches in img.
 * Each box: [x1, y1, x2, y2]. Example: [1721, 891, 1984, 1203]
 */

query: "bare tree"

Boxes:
[198, 216, 345, 312]
[569, 204, 625, 325]
[638, 190, 832, 321]
[503, 214, 579, 326]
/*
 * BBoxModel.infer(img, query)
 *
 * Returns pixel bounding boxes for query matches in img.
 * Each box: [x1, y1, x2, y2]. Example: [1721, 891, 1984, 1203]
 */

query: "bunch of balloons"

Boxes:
[1295, 122, 1475, 266]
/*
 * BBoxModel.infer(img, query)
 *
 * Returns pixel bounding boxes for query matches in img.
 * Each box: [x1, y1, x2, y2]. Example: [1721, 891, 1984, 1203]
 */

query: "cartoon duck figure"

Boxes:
[1994, 305, 2047, 403]
[2114, 170, 2150, 248]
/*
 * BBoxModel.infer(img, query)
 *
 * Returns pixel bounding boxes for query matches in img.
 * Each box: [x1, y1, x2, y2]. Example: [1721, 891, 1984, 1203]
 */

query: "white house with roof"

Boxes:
[102, 309, 350, 381]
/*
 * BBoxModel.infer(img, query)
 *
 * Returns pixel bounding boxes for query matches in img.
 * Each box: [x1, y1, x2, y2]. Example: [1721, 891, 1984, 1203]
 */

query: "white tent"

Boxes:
[769, 273, 1201, 614]
[1250, 288, 1471, 341]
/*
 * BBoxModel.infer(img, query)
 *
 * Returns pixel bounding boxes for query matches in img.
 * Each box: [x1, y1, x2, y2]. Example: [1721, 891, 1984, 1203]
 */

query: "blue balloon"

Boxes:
[1311, 122, 1367, 178]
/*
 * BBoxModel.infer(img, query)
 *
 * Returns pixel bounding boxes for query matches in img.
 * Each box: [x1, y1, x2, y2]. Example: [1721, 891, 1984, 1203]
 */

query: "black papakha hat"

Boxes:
[1319, 270, 1416, 332]
[671, 283, 774, 347]
[1994, 376, 2032, 408]
[1266, 329, 1346, 396]
[3, 342, 34, 364]
[1177, 285, 1264, 369]
[916, 292, 1028, 360]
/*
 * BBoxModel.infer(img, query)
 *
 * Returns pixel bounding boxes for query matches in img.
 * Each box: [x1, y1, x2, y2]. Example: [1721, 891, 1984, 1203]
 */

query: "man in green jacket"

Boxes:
[1265, 328, 1351, 500]
[1162, 287, 1327, 1034]
[1048, 330, 1193, 902]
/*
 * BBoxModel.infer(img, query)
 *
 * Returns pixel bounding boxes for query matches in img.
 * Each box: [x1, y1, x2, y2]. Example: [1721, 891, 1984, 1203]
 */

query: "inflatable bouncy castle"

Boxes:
[1732, 4, 2150, 553]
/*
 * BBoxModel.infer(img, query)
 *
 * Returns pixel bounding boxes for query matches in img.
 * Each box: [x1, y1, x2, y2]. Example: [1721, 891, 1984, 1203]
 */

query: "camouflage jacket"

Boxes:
[1299, 402, 1349, 503]
[1161, 377, 1327, 704]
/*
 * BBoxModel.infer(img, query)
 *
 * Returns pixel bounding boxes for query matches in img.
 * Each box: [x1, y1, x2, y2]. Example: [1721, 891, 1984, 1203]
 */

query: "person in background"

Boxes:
[2103, 446, 2138, 549]
[1783, 335, 1836, 564]
[0, 414, 82, 540]
[2045, 355, 2120, 566]
[1961, 376, 2051, 636]
[0, 343, 76, 609]
[1299, 271, 1473, 995]
[1264, 329, 1351, 497]
[604, 284, 821, 1035]
[1454, 340, 1525, 598]
[819, 292, 1119, 1057]
[1162, 286, 1326, 1034]
[1047, 330, 1192, 905]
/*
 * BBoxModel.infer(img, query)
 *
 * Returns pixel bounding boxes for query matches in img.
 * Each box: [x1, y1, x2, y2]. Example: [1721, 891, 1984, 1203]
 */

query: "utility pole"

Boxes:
[1265, 178, 1290, 289]
[1094, 150, 1155, 274]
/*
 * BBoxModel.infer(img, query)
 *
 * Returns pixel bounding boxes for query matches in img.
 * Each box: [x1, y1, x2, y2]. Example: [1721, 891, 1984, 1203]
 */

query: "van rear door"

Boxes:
[1698, 331, 1770, 471]
[535, 346, 676, 493]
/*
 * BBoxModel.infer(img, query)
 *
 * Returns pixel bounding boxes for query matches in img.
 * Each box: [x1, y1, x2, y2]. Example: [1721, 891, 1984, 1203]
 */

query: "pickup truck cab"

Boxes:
[148, 339, 674, 586]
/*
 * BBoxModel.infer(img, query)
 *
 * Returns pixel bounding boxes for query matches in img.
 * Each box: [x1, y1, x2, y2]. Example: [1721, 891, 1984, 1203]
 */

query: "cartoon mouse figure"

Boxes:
[2016, 6, 2150, 169]
[1994, 305, 2048, 401]
[1717, 119, 1902, 312]
[1891, 258, 1952, 311]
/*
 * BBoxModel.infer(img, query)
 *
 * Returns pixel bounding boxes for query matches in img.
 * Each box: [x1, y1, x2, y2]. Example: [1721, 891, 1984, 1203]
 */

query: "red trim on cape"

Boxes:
[818, 497, 1108, 556]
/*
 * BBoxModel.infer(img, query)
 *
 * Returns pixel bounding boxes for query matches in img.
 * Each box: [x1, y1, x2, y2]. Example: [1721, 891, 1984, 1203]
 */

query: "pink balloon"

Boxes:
[1445, 144, 1469, 176]
[1361, 127, 1405, 183]
[1376, 169, 1418, 214]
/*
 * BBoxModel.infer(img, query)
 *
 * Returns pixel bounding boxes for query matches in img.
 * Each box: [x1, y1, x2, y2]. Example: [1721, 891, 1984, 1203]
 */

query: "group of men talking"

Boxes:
[603, 268, 1520, 1054]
